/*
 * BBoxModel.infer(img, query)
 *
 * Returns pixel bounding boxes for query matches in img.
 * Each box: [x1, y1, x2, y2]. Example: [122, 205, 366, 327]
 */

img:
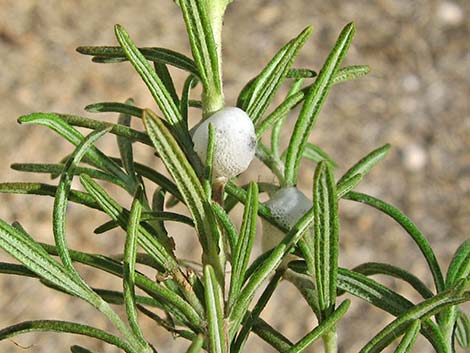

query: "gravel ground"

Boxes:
[0, 1, 468, 352]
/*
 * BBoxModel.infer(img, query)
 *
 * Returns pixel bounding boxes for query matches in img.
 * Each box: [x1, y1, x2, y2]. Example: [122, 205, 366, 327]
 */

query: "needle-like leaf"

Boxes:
[313, 161, 339, 320]
[393, 320, 421, 353]
[286, 300, 350, 353]
[359, 279, 469, 353]
[54, 127, 111, 280]
[204, 265, 226, 353]
[114, 25, 192, 151]
[123, 186, 148, 346]
[76, 46, 200, 77]
[284, 23, 355, 186]
[352, 262, 433, 299]
[143, 109, 223, 282]
[344, 192, 445, 293]
[0, 321, 133, 353]
[239, 26, 313, 124]
[228, 182, 259, 310]
[336, 144, 391, 191]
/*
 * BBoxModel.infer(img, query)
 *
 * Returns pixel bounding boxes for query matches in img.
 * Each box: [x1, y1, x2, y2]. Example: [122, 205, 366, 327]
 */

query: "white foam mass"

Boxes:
[192, 107, 256, 179]
[262, 187, 313, 251]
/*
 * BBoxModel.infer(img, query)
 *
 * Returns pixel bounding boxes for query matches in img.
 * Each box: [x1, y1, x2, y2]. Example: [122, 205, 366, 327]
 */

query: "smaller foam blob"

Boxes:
[262, 187, 313, 251]
[192, 107, 256, 179]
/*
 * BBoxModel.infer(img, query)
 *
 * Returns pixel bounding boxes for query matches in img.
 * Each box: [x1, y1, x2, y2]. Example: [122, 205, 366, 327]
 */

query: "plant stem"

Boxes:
[202, 0, 227, 117]
[322, 329, 337, 353]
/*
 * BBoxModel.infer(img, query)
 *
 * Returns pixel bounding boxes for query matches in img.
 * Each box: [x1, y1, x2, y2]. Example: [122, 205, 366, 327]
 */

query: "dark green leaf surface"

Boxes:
[0, 320, 133, 353]
[286, 300, 350, 353]
[393, 320, 421, 353]
[344, 192, 445, 293]
[241, 26, 313, 124]
[143, 109, 223, 281]
[353, 262, 433, 299]
[204, 265, 226, 353]
[359, 280, 469, 353]
[123, 186, 148, 346]
[336, 144, 390, 190]
[77, 46, 200, 77]
[229, 182, 259, 310]
[284, 23, 355, 186]
[313, 162, 339, 320]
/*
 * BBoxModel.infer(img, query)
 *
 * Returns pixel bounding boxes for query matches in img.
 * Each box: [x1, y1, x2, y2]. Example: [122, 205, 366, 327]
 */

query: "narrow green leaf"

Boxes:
[79, 174, 174, 269]
[0, 220, 95, 302]
[123, 186, 148, 346]
[271, 78, 306, 162]
[18, 113, 133, 190]
[43, 240, 204, 330]
[54, 127, 111, 277]
[313, 162, 339, 320]
[256, 65, 368, 139]
[456, 310, 470, 348]
[86, 102, 144, 118]
[289, 264, 448, 352]
[211, 201, 238, 258]
[287, 300, 350, 353]
[393, 320, 421, 353]
[0, 262, 36, 277]
[204, 265, 226, 353]
[112, 159, 182, 202]
[79, 174, 205, 319]
[186, 334, 204, 353]
[181, 75, 199, 125]
[76, 46, 200, 77]
[302, 143, 337, 168]
[344, 191, 445, 293]
[94, 211, 194, 234]
[143, 109, 223, 281]
[56, 113, 151, 146]
[114, 25, 191, 150]
[336, 144, 391, 190]
[151, 188, 170, 238]
[117, 98, 137, 180]
[0, 320, 133, 353]
[284, 23, 355, 186]
[332, 65, 370, 84]
[232, 272, 282, 353]
[229, 182, 259, 310]
[242, 26, 313, 124]
[359, 280, 469, 353]
[353, 262, 433, 299]
[11, 163, 127, 188]
[136, 305, 197, 341]
[155, 62, 180, 105]
[446, 240, 470, 287]
[204, 123, 216, 198]
[0, 182, 100, 210]
[336, 174, 363, 199]
[229, 204, 315, 337]
[251, 319, 294, 352]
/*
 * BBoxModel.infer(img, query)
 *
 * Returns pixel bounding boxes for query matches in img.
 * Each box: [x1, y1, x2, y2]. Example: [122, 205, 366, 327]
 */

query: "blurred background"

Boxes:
[0, 0, 468, 352]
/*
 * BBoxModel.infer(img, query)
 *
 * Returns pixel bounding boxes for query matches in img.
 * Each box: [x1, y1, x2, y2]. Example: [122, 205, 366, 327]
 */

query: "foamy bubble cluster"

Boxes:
[192, 107, 256, 179]
[262, 187, 313, 251]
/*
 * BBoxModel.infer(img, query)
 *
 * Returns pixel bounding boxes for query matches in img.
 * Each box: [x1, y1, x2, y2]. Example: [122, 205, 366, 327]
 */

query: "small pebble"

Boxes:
[402, 143, 428, 171]
[437, 2, 464, 26]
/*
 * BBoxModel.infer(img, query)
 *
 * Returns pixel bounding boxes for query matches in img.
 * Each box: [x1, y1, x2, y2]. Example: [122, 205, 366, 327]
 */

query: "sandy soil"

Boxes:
[0, 0, 468, 352]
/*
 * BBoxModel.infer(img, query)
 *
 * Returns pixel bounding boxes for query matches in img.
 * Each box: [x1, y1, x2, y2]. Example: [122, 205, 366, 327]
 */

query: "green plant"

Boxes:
[0, 1, 468, 352]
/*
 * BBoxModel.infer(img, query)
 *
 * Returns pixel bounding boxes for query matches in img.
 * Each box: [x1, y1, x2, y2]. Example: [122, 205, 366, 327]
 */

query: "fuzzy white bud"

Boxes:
[262, 187, 313, 251]
[192, 107, 257, 179]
